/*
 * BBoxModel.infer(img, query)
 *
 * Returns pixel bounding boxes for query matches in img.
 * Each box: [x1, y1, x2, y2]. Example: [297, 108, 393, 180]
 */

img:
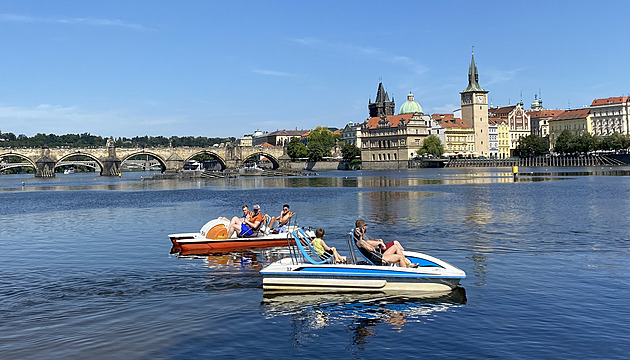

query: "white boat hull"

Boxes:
[261, 251, 466, 294]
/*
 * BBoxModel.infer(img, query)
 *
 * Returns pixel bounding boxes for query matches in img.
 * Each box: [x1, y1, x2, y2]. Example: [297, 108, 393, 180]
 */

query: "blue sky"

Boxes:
[0, 0, 628, 138]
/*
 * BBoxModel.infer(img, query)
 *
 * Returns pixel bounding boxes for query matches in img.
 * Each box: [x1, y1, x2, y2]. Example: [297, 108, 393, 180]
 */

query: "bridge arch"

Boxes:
[242, 152, 280, 169]
[184, 151, 227, 171]
[56, 152, 103, 172]
[0, 152, 36, 172]
[120, 151, 168, 172]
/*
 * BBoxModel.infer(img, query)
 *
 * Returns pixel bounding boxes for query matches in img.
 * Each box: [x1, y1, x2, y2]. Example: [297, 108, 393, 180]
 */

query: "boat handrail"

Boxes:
[285, 216, 300, 264]
[291, 230, 332, 265]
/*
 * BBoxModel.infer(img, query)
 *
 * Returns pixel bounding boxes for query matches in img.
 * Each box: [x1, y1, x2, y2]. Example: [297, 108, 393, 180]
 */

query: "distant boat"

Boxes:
[63, 168, 74, 174]
[238, 163, 263, 176]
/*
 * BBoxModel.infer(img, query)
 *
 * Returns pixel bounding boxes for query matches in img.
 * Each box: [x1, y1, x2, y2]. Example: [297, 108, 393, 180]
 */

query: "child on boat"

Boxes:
[310, 228, 346, 264]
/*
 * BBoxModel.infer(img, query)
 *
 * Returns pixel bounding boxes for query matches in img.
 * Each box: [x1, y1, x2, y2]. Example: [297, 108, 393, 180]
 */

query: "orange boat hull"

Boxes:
[170, 237, 296, 255]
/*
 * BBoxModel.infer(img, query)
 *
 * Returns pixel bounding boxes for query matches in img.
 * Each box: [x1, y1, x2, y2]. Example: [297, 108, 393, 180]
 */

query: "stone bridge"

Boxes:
[0, 144, 289, 177]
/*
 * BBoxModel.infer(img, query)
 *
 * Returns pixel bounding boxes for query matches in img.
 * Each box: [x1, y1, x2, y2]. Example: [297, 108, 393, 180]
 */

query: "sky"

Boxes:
[0, 0, 628, 138]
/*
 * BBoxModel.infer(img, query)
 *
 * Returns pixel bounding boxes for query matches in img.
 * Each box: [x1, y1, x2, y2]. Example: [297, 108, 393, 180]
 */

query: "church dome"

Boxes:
[399, 92, 423, 114]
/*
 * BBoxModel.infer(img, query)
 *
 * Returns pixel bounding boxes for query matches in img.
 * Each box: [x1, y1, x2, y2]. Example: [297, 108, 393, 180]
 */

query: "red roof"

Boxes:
[551, 108, 591, 121]
[365, 114, 413, 129]
[431, 113, 454, 121]
[489, 105, 516, 117]
[527, 110, 564, 118]
[434, 117, 471, 129]
[591, 96, 629, 106]
[261, 142, 274, 148]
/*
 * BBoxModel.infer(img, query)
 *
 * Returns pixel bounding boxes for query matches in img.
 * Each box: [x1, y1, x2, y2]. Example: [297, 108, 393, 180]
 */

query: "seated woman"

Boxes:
[354, 219, 417, 268]
[310, 228, 345, 264]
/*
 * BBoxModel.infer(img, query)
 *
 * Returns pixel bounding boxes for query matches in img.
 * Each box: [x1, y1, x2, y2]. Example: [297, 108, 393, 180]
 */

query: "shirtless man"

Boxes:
[268, 204, 294, 233]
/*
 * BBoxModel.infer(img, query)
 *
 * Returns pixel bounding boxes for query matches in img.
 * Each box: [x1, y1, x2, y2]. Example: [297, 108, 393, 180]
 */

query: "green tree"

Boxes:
[341, 142, 361, 161]
[307, 126, 339, 156]
[306, 141, 326, 161]
[553, 130, 575, 154]
[517, 134, 549, 157]
[607, 133, 630, 151]
[418, 135, 444, 157]
[287, 137, 307, 159]
[573, 133, 597, 154]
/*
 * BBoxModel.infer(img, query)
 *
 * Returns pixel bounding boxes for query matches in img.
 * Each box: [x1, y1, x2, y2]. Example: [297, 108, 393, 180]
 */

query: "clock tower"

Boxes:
[460, 52, 489, 157]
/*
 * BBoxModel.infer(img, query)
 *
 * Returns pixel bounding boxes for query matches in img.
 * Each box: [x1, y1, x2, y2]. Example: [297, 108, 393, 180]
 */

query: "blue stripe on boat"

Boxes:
[270, 267, 465, 279]
[404, 257, 442, 267]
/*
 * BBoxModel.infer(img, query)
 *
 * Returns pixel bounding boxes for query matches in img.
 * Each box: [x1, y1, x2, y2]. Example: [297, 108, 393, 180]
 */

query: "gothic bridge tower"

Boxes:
[368, 80, 395, 118]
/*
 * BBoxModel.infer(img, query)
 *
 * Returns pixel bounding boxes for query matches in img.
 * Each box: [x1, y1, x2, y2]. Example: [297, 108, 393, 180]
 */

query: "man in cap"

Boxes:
[227, 204, 265, 238]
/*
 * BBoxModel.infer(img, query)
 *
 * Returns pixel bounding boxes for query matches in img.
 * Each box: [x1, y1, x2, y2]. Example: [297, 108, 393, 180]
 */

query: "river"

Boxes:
[1, 167, 629, 359]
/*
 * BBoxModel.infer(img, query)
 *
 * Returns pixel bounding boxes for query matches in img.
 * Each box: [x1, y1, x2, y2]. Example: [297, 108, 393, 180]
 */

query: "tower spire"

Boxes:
[461, 49, 487, 93]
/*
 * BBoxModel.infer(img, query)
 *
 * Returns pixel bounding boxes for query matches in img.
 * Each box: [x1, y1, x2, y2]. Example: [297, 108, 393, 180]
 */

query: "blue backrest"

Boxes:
[351, 230, 385, 266]
[292, 231, 329, 265]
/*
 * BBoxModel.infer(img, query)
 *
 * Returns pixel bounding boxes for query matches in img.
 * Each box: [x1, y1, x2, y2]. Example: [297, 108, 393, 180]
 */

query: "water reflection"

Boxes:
[178, 248, 290, 271]
[261, 288, 466, 339]
[359, 191, 435, 226]
[1, 167, 594, 192]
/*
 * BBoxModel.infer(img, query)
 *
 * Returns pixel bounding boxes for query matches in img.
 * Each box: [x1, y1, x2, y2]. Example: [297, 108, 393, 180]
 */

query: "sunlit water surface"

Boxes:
[1, 168, 629, 359]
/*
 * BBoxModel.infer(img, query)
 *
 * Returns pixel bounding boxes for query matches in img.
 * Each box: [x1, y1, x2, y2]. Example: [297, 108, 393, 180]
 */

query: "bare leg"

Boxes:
[227, 217, 243, 238]
[382, 253, 407, 267]
[331, 247, 345, 264]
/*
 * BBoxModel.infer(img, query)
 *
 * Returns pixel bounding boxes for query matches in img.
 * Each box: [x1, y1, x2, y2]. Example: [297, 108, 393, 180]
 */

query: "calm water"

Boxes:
[1, 168, 629, 359]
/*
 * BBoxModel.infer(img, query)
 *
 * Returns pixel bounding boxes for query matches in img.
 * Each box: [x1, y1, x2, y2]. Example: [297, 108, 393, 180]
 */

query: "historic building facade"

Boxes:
[360, 113, 432, 168]
[489, 103, 531, 157]
[266, 129, 309, 147]
[528, 110, 563, 138]
[432, 114, 475, 156]
[590, 96, 630, 136]
[360, 84, 432, 169]
[340, 121, 362, 148]
[497, 118, 511, 158]
[548, 108, 592, 149]
[488, 118, 498, 158]
[460, 53, 489, 157]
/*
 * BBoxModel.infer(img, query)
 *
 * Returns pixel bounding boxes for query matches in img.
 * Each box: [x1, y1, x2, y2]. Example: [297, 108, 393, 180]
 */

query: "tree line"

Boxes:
[0, 132, 236, 148]
[518, 132, 630, 156]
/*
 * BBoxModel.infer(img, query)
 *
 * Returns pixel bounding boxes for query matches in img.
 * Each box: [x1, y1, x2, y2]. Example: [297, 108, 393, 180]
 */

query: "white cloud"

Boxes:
[252, 69, 293, 77]
[291, 37, 428, 75]
[485, 67, 526, 86]
[429, 104, 459, 114]
[0, 13, 150, 31]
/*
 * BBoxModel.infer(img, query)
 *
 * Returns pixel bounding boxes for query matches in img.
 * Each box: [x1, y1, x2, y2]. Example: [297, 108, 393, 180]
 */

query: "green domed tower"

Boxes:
[399, 92, 423, 114]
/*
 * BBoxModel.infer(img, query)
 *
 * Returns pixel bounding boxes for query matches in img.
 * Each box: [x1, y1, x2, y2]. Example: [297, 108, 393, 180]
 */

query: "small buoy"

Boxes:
[21, 182, 25, 186]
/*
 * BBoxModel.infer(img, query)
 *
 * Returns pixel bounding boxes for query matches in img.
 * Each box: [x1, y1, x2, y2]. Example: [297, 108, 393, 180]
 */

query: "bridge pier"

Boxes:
[35, 155, 56, 177]
[102, 157, 122, 176]
[165, 153, 184, 173]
